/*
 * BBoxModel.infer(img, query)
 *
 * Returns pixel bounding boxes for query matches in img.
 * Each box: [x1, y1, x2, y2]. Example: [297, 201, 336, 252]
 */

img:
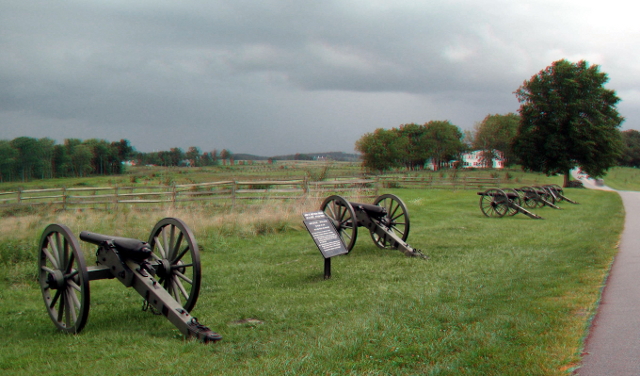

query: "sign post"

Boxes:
[303, 211, 349, 279]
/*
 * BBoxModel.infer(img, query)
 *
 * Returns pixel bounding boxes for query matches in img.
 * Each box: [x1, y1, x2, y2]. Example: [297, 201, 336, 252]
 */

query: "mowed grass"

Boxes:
[0, 187, 623, 375]
[603, 166, 640, 191]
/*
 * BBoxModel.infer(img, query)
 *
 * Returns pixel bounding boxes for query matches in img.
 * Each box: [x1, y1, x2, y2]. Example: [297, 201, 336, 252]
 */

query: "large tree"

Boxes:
[355, 128, 399, 172]
[394, 123, 432, 170]
[423, 120, 465, 170]
[513, 59, 624, 186]
[473, 113, 520, 167]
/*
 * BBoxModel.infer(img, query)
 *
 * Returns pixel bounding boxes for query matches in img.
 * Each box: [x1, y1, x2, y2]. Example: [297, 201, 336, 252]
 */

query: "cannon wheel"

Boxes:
[480, 189, 509, 217]
[320, 195, 357, 252]
[534, 186, 555, 205]
[148, 218, 201, 312]
[545, 184, 564, 201]
[502, 188, 522, 216]
[370, 194, 410, 248]
[39, 224, 90, 334]
[520, 186, 540, 208]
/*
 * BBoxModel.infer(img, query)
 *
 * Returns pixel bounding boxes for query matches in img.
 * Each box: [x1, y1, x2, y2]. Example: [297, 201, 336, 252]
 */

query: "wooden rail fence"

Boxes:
[0, 176, 503, 210]
[0, 178, 378, 209]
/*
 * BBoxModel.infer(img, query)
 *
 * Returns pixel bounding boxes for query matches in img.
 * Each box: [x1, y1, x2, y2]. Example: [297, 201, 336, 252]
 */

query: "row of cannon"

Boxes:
[477, 184, 578, 219]
[38, 186, 579, 344]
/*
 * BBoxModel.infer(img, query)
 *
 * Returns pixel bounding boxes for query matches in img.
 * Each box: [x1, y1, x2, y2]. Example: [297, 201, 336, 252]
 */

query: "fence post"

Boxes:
[232, 181, 236, 206]
[62, 186, 67, 210]
[17, 188, 22, 205]
[371, 177, 376, 197]
[172, 183, 177, 208]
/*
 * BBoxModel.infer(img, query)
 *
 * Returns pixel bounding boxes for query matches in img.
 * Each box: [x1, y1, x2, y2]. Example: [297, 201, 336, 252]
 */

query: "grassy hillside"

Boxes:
[603, 166, 640, 191]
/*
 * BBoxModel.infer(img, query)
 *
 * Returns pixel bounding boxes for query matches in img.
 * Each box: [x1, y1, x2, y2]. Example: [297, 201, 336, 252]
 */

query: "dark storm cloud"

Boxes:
[1, 0, 638, 155]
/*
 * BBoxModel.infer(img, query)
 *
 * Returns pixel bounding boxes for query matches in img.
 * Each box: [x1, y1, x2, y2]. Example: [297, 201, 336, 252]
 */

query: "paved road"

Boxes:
[577, 178, 640, 375]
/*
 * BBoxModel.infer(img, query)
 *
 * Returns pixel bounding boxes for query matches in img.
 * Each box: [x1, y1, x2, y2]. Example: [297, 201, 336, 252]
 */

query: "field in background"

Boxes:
[0, 181, 623, 375]
[0, 162, 562, 192]
[603, 166, 640, 191]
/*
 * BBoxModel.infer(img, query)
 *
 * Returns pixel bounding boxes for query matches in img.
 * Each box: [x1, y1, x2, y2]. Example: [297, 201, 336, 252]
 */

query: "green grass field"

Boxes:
[0, 185, 623, 375]
[603, 167, 640, 191]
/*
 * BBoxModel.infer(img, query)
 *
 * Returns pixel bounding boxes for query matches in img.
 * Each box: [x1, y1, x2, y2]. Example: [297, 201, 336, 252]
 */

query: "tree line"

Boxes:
[133, 147, 234, 168]
[0, 137, 134, 182]
[0, 137, 236, 183]
[356, 59, 639, 185]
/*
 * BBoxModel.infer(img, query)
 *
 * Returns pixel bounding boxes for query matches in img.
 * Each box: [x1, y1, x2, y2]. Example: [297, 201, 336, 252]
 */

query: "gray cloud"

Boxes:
[1, 0, 638, 156]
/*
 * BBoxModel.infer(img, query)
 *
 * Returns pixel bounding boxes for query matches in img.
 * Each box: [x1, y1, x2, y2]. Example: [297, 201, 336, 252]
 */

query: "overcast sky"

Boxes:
[1, 0, 638, 156]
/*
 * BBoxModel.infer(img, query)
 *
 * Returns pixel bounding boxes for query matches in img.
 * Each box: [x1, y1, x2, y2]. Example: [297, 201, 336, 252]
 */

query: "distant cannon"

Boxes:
[477, 188, 543, 219]
[38, 218, 221, 343]
[542, 184, 579, 204]
[320, 194, 426, 258]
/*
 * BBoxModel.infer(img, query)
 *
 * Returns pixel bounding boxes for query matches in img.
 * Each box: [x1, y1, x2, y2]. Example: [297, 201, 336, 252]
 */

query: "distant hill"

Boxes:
[234, 152, 360, 162]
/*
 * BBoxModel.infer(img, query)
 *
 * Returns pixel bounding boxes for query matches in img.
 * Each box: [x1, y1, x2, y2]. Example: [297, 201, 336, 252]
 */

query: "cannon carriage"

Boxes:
[320, 194, 426, 258]
[478, 184, 578, 219]
[38, 217, 221, 343]
[478, 188, 543, 219]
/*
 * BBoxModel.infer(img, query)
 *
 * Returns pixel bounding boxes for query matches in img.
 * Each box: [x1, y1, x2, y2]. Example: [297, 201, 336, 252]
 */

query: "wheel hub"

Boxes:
[46, 269, 66, 289]
[157, 259, 173, 279]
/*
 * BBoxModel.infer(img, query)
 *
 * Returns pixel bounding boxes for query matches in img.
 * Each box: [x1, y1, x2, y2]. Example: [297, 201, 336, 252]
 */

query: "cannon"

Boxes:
[542, 184, 579, 204]
[478, 188, 543, 219]
[521, 186, 563, 209]
[38, 217, 221, 343]
[320, 194, 426, 258]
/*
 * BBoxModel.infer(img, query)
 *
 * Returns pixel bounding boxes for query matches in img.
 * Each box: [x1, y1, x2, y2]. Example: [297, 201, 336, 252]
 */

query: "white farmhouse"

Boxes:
[461, 150, 505, 169]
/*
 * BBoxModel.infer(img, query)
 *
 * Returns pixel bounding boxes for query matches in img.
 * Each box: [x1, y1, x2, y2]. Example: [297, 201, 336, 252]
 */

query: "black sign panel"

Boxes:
[303, 211, 349, 259]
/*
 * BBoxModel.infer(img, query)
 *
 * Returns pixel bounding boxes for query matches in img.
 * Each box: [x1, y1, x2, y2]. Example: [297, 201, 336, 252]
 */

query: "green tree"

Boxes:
[220, 149, 232, 165]
[186, 146, 201, 167]
[619, 129, 640, 167]
[70, 144, 93, 177]
[355, 128, 399, 172]
[395, 123, 432, 170]
[423, 120, 465, 170]
[84, 139, 113, 175]
[513, 59, 624, 186]
[0, 140, 17, 182]
[473, 113, 520, 167]
[10, 137, 42, 181]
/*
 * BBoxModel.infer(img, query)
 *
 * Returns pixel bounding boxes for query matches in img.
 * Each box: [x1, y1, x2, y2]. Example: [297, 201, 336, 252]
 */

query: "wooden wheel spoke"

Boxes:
[50, 289, 62, 309]
[168, 225, 176, 259]
[68, 279, 82, 292]
[172, 262, 194, 269]
[65, 252, 76, 275]
[172, 276, 190, 300]
[170, 279, 182, 305]
[174, 245, 189, 264]
[56, 291, 65, 322]
[68, 287, 81, 310]
[65, 291, 76, 326]
[174, 270, 193, 285]
[43, 245, 59, 269]
[52, 233, 63, 267]
[153, 236, 167, 258]
[172, 232, 184, 261]
[390, 224, 406, 235]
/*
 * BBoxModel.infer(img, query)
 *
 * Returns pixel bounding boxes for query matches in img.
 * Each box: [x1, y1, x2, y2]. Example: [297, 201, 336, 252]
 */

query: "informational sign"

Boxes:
[303, 211, 349, 259]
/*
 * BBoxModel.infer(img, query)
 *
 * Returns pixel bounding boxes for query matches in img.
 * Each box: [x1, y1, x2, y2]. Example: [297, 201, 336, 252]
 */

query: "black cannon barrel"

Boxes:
[80, 231, 152, 262]
[80, 231, 117, 245]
